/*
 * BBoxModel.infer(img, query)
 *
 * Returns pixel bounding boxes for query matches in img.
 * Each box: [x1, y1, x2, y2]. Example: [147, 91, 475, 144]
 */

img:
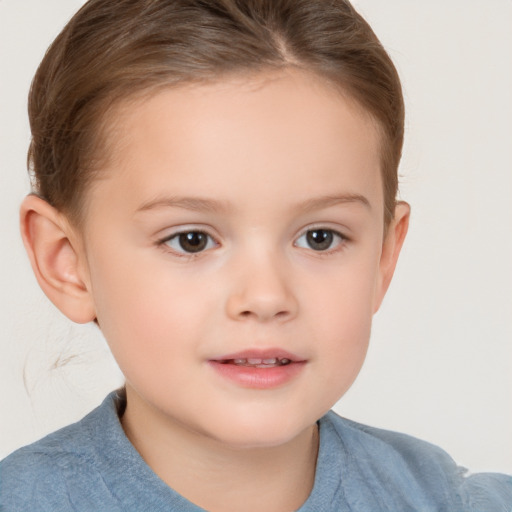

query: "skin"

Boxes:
[20, 69, 409, 512]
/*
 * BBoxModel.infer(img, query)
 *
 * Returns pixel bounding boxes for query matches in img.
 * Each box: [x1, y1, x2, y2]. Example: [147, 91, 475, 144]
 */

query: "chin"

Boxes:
[204, 411, 317, 450]
[216, 430, 302, 451]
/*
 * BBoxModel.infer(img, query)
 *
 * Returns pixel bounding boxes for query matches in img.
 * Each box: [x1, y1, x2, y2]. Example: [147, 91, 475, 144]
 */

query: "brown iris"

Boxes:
[306, 229, 334, 251]
[178, 232, 208, 253]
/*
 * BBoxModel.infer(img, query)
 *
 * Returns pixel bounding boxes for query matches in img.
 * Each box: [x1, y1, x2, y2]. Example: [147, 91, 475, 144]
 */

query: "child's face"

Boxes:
[76, 70, 406, 448]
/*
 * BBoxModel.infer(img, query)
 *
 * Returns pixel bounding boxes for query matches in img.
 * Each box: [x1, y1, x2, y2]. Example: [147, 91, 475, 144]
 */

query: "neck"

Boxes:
[120, 389, 319, 512]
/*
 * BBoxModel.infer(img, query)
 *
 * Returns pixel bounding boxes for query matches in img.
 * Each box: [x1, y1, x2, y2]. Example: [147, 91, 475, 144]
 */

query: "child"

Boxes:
[1, 0, 511, 510]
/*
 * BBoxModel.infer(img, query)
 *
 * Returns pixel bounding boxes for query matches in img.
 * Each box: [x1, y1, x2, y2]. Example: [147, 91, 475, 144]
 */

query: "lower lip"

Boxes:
[208, 361, 306, 389]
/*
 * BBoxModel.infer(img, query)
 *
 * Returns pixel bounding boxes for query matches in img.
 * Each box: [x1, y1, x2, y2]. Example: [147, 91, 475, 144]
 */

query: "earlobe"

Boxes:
[20, 195, 96, 324]
[373, 201, 410, 313]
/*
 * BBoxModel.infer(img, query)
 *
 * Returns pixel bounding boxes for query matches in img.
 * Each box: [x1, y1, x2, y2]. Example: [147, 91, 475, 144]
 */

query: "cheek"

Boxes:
[89, 250, 212, 374]
[314, 295, 372, 377]
[302, 256, 378, 381]
[303, 248, 379, 324]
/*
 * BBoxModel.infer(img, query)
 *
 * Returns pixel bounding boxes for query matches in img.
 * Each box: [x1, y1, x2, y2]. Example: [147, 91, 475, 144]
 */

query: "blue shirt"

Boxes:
[1, 391, 511, 511]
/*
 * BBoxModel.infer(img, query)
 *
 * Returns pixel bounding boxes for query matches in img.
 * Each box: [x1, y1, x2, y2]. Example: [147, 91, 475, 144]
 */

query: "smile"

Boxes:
[218, 357, 292, 368]
[209, 349, 305, 389]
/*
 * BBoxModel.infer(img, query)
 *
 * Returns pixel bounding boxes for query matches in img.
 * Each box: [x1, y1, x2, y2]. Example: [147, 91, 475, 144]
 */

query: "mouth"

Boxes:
[216, 357, 292, 368]
[211, 348, 303, 366]
[208, 349, 306, 389]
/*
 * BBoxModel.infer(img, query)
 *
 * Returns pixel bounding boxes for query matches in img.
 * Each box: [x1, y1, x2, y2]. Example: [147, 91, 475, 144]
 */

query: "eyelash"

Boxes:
[294, 228, 347, 253]
[157, 227, 348, 257]
[158, 230, 218, 258]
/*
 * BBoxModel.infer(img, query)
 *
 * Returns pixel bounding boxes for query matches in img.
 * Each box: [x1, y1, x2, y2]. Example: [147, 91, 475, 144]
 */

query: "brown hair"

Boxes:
[28, 0, 404, 226]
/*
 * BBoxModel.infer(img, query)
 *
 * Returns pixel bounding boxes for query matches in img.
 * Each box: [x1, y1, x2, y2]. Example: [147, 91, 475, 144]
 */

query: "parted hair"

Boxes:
[28, 0, 404, 226]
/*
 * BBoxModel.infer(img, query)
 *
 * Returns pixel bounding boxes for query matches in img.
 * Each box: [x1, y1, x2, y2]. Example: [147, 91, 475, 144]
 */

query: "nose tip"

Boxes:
[225, 260, 298, 323]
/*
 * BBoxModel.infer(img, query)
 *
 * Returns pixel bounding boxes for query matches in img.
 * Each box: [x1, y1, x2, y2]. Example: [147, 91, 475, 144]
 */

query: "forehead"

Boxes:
[89, 69, 383, 219]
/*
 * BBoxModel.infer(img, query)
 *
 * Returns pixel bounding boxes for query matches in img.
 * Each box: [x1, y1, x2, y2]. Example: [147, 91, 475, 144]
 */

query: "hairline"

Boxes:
[70, 65, 392, 232]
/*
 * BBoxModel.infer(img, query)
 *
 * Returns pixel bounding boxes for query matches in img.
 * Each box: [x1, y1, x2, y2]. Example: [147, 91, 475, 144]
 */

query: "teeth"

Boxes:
[229, 357, 291, 367]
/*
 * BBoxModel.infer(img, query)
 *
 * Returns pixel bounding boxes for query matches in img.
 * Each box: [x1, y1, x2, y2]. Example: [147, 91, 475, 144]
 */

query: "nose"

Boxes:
[225, 251, 298, 323]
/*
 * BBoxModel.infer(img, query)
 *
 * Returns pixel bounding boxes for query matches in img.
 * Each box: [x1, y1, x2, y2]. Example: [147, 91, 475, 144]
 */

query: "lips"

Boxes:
[212, 349, 303, 364]
[217, 357, 292, 368]
[208, 349, 306, 389]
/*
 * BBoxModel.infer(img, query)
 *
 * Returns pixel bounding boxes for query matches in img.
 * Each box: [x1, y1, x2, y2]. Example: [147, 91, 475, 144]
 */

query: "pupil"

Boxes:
[179, 232, 207, 253]
[307, 229, 333, 251]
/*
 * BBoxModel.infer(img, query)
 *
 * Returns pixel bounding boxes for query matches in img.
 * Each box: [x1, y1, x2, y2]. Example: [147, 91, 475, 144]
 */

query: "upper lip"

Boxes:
[210, 348, 305, 363]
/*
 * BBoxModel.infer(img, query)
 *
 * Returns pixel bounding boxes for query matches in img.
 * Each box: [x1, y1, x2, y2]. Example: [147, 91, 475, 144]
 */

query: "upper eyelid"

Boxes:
[293, 227, 349, 254]
[158, 229, 218, 258]
[157, 225, 219, 242]
[155, 224, 349, 246]
[295, 228, 346, 241]
[295, 225, 348, 240]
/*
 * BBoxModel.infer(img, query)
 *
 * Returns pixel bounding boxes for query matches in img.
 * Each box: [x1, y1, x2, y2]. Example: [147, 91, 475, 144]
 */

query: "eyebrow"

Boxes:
[296, 193, 371, 213]
[136, 193, 371, 214]
[136, 196, 231, 214]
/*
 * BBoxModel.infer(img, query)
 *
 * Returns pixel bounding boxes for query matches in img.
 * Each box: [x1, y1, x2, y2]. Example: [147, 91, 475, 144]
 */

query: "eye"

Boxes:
[295, 228, 345, 252]
[162, 231, 216, 254]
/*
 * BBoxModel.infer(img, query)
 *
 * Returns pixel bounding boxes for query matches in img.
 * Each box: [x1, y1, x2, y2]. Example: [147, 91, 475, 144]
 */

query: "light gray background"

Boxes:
[1, 0, 511, 472]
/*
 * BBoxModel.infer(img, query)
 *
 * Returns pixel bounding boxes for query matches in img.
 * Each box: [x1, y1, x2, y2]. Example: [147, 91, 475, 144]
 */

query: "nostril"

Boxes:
[239, 309, 289, 319]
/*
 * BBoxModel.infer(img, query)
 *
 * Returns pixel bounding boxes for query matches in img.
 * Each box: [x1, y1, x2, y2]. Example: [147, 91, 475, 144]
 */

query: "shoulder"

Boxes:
[325, 411, 460, 473]
[0, 394, 123, 512]
[320, 411, 512, 511]
[1, 438, 74, 511]
[1, 391, 205, 512]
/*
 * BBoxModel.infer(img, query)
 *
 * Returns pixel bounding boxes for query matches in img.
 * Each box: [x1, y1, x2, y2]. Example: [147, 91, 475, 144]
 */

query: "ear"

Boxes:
[20, 195, 96, 324]
[373, 201, 410, 313]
